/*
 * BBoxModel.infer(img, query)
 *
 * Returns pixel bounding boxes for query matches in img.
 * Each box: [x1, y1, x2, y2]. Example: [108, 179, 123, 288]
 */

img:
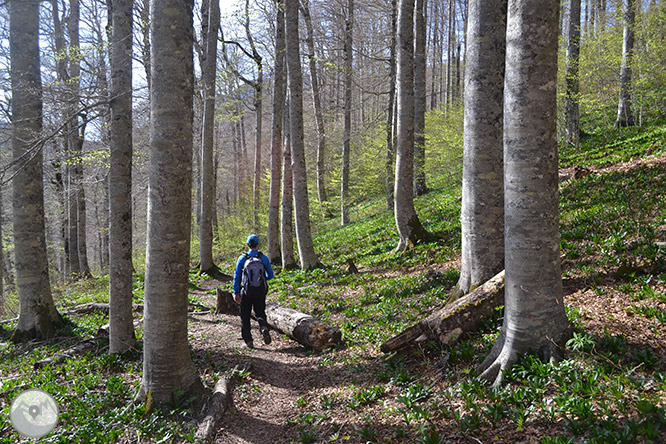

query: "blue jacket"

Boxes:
[233, 250, 274, 295]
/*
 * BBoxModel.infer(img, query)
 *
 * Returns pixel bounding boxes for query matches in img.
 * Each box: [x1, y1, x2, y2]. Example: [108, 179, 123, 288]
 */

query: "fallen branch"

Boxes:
[62, 302, 144, 316]
[195, 363, 249, 443]
[34, 337, 108, 369]
[381, 270, 505, 353]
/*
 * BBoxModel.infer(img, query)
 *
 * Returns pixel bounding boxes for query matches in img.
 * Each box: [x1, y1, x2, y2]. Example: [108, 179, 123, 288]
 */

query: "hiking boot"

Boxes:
[261, 327, 272, 345]
[245, 340, 254, 349]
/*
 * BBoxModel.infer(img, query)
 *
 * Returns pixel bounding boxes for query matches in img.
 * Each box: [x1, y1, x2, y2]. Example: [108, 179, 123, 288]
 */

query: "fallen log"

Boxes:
[265, 301, 342, 351]
[62, 302, 144, 316]
[381, 270, 505, 353]
[34, 337, 108, 369]
[195, 364, 249, 444]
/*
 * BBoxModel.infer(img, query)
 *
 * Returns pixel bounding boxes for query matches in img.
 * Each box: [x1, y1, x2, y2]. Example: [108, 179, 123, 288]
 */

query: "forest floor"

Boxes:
[183, 152, 666, 443]
[187, 250, 665, 443]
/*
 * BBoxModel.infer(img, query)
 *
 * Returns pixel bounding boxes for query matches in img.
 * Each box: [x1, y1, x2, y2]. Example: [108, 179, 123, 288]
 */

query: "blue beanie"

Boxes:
[247, 234, 260, 248]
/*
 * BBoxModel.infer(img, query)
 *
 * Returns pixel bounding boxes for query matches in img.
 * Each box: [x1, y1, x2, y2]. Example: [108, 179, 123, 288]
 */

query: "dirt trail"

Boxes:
[187, 278, 360, 443]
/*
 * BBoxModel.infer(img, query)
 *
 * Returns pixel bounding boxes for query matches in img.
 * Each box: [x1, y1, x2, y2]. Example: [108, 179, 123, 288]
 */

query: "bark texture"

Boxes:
[285, 0, 321, 269]
[413, 0, 427, 196]
[381, 271, 505, 353]
[10, 0, 62, 341]
[199, 0, 220, 273]
[301, 0, 330, 218]
[478, 0, 571, 387]
[564, 0, 581, 146]
[268, 0, 285, 265]
[455, 0, 507, 298]
[140, 0, 205, 406]
[265, 302, 342, 351]
[615, 0, 635, 128]
[108, 0, 137, 355]
[340, 0, 353, 226]
[394, 0, 428, 251]
[281, 90, 297, 270]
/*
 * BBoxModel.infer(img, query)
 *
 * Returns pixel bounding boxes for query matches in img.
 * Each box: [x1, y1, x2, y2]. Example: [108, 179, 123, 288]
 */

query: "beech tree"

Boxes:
[267, 0, 285, 265]
[199, 0, 220, 274]
[301, 0, 330, 218]
[394, 0, 428, 252]
[413, 0, 427, 196]
[615, 0, 635, 128]
[9, 0, 63, 341]
[285, 0, 321, 270]
[564, 0, 581, 146]
[478, 0, 571, 386]
[281, 90, 297, 270]
[139, 0, 204, 405]
[108, 0, 137, 354]
[384, 0, 398, 211]
[340, 0, 353, 226]
[455, 0, 507, 298]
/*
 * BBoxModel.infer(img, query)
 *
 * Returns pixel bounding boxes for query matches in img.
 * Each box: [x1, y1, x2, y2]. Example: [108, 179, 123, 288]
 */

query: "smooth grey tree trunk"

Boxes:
[285, 0, 321, 270]
[9, 0, 62, 341]
[478, 0, 571, 387]
[564, 0, 581, 146]
[301, 0, 330, 218]
[615, 0, 635, 128]
[268, 0, 285, 265]
[413, 0, 427, 196]
[69, 0, 93, 280]
[394, 0, 428, 252]
[340, 0, 353, 226]
[199, 0, 219, 273]
[385, 0, 398, 211]
[139, 0, 205, 406]
[281, 90, 297, 270]
[108, 0, 137, 355]
[455, 0, 507, 298]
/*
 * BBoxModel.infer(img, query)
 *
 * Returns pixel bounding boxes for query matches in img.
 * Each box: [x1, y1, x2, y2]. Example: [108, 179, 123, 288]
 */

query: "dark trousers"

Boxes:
[240, 289, 268, 344]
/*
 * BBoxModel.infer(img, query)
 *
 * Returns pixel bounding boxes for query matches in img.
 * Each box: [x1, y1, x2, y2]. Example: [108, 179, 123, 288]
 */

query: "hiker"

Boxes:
[233, 234, 275, 348]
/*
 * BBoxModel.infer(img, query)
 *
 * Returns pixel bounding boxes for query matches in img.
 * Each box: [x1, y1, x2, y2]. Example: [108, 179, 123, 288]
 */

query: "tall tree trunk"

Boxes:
[139, 0, 151, 94]
[340, 0, 353, 226]
[394, 0, 428, 252]
[301, 0, 330, 218]
[285, 0, 321, 270]
[199, 0, 219, 273]
[385, 0, 398, 211]
[268, 0, 285, 265]
[243, 0, 263, 233]
[68, 0, 92, 280]
[478, 0, 571, 387]
[0, 192, 3, 316]
[455, 0, 507, 298]
[428, 0, 439, 111]
[108, 0, 137, 355]
[9, 0, 63, 341]
[139, 0, 205, 406]
[615, 0, 635, 128]
[564, 0, 581, 146]
[413, 0, 427, 196]
[281, 90, 297, 270]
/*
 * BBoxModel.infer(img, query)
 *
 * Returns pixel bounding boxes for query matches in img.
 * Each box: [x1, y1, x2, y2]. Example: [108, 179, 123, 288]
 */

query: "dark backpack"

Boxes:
[241, 252, 267, 296]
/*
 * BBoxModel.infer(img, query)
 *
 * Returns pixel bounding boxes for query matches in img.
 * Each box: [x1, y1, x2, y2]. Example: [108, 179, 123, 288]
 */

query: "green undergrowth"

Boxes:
[1, 123, 665, 442]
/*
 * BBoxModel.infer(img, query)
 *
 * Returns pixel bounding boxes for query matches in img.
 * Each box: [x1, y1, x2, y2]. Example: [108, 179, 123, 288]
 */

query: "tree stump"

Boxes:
[215, 288, 237, 314]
